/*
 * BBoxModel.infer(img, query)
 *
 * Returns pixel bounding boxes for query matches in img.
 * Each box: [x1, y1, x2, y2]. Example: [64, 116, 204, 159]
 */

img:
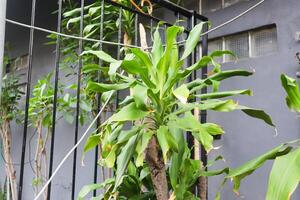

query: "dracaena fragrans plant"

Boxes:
[79, 23, 276, 200]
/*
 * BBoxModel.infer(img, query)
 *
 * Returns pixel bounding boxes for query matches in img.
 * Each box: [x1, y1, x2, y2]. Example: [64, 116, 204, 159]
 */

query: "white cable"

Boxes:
[5, 19, 140, 49]
[6, 0, 264, 50]
[34, 90, 115, 200]
[174, 0, 265, 46]
[30, 0, 264, 199]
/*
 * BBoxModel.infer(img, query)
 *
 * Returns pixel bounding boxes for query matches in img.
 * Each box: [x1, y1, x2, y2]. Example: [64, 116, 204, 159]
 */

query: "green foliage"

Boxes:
[266, 146, 300, 200]
[0, 74, 22, 125]
[281, 74, 300, 112]
[80, 23, 275, 199]
[263, 74, 300, 200]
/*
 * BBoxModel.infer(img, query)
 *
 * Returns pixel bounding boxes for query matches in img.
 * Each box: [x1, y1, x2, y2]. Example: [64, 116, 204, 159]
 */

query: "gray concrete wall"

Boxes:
[202, 0, 300, 199]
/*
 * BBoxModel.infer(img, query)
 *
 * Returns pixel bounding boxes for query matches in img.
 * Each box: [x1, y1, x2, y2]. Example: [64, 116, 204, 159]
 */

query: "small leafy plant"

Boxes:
[0, 70, 22, 200]
[79, 23, 276, 200]
[28, 72, 92, 199]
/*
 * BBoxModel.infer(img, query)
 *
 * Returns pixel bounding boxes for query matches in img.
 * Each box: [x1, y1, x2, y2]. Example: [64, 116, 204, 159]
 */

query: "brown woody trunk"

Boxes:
[198, 176, 207, 200]
[0, 120, 17, 200]
[145, 136, 169, 200]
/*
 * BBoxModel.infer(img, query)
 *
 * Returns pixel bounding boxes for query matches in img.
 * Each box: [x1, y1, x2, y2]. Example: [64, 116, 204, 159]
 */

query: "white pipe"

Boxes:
[0, 0, 7, 103]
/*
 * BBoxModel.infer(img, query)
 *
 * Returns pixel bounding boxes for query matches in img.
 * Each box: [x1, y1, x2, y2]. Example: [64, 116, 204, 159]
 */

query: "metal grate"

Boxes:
[251, 27, 277, 57]
[225, 32, 249, 61]
[208, 38, 223, 63]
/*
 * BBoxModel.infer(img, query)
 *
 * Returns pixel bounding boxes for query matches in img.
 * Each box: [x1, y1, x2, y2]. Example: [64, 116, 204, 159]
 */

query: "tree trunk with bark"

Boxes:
[145, 136, 169, 200]
[198, 176, 207, 200]
[0, 120, 17, 200]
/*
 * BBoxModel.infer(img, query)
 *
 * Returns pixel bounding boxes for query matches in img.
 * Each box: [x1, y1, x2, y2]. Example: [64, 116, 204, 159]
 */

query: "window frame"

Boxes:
[206, 24, 277, 63]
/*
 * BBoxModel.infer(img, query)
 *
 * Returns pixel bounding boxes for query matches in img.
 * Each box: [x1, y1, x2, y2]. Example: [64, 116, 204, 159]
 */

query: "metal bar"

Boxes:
[134, 14, 138, 46]
[115, 7, 122, 109]
[151, 0, 192, 17]
[93, 0, 105, 196]
[18, 0, 36, 199]
[150, 18, 153, 45]
[187, 15, 195, 156]
[200, 21, 209, 200]
[47, 0, 63, 199]
[0, 0, 7, 101]
[104, 0, 190, 34]
[71, 0, 85, 199]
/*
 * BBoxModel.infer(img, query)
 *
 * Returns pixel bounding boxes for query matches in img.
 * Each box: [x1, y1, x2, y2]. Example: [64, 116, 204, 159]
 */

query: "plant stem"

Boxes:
[145, 136, 169, 200]
[0, 120, 17, 200]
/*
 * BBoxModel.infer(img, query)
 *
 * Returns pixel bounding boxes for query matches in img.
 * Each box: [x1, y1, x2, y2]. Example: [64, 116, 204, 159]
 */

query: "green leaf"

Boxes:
[180, 22, 207, 60]
[105, 145, 117, 168]
[81, 50, 117, 63]
[108, 102, 148, 123]
[135, 131, 153, 167]
[151, 25, 163, 67]
[157, 25, 183, 95]
[132, 84, 148, 111]
[157, 126, 178, 162]
[175, 99, 274, 127]
[77, 179, 114, 200]
[109, 60, 122, 75]
[80, 100, 92, 112]
[173, 84, 190, 104]
[196, 89, 252, 99]
[83, 23, 99, 36]
[84, 134, 100, 153]
[237, 106, 275, 127]
[171, 112, 215, 152]
[202, 123, 224, 136]
[131, 48, 153, 75]
[227, 143, 292, 194]
[210, 50, 235, 59]
[87, 81, 134, 93]
[281, 74, 300, 112]
[114, 134, 139, 191]
[266, 147, 300, 200]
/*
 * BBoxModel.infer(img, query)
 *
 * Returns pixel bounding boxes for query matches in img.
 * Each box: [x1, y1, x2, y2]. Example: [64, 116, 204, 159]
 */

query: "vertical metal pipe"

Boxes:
[0, 0, 7, 101]
[117, 8, 122, 59]
[93, 0, 105, 196]
[187, 15, 195, 157]
[18, 0, 36, 199]
[72, 0, 85, 199]
[150, 18, 153, 45]
[115, 7, 122, 108]
[47, 0, 63, 199]
[199, 20, 209, 200]
[200, 22, 208, 166]
[134, 14, 138, 46]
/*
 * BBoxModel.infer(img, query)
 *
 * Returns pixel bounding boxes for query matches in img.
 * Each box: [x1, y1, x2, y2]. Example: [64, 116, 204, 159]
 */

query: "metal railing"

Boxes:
[5, 0, 209, 199]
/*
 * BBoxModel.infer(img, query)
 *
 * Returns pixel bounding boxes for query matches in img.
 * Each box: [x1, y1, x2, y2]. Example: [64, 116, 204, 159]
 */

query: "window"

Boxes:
[201, 0, 248, 13]
[251, 27, 277, 57]
[208, 39, 223, 63]
[207, 25, 277, 63]
[225, 33, 249, 61]
[202, 0, 222, 13]
[224, 0, 241, 8]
